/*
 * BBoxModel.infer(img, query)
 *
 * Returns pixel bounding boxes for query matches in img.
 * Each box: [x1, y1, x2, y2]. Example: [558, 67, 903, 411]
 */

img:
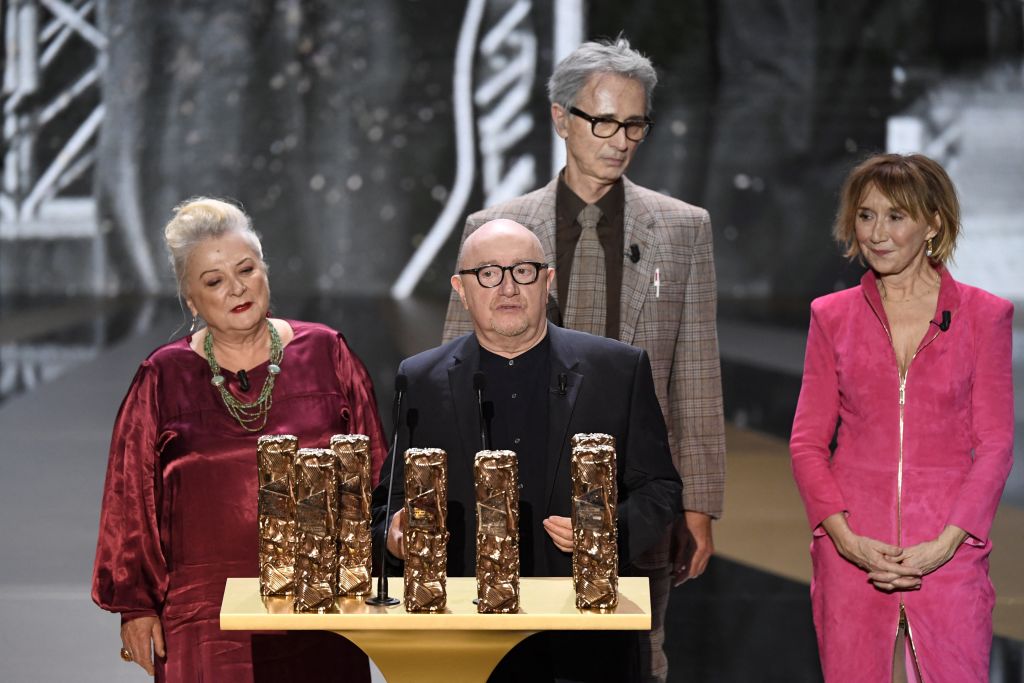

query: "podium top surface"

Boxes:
[221, 577, 650, 631]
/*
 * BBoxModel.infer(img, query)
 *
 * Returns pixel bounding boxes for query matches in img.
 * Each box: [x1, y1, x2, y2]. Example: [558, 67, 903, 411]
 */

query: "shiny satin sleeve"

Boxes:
[91, 360, 169, 623]
[333, 333, 387, 488]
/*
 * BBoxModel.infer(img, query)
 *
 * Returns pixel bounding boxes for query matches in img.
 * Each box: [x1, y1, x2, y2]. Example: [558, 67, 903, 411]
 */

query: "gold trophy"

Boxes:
[474, 450, 520, 613]
[330, 434, 373, 597]
[293, 448, 339, 612]
[570, 433, 618, 610]
[257, 434, 298, 596]
[403, 448, 449, 612]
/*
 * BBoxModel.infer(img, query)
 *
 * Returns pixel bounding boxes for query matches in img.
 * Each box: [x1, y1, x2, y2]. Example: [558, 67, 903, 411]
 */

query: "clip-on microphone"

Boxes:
[366, 374, 407, 606]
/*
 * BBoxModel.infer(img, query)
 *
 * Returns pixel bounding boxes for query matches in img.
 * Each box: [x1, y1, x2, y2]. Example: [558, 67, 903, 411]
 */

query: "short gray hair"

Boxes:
[163, 197, 264, 295]
[547, 36, 657, 113]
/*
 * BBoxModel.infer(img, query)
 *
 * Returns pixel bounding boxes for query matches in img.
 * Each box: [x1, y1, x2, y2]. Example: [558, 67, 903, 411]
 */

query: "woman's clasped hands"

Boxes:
[821, 513, 967, 592]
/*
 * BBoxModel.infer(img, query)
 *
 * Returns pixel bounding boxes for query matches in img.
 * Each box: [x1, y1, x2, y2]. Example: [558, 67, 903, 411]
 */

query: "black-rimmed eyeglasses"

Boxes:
[458, 261, 548, 288]
[569, 107, 653, 142]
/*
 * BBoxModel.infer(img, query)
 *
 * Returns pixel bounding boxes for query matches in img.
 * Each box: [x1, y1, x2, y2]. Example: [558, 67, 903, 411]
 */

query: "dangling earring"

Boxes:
[189, 314, 198, 336]
[925, 238, 934, 258]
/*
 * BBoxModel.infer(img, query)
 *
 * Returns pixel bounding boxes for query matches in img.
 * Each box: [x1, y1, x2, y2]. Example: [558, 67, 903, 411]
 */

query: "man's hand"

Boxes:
[671, 511, 715, 586]
[121, 615, 165, 676]
[542, 515, 573, 553]
[386, 508, 407, 560]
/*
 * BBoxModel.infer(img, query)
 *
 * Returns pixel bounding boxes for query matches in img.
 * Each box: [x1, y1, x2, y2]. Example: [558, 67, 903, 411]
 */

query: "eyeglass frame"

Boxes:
[457, 261, 549, 288]
[568, 106, 654, 142]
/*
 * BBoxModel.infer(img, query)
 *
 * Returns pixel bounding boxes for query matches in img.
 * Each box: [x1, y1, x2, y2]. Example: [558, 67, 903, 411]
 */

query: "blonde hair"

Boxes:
[163, 197, 263, 294]
[833, 153, 961, 264]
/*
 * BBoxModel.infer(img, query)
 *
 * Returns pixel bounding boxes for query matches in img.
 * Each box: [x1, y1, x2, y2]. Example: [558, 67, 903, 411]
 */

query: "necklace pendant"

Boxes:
[205, 319, 282, 431]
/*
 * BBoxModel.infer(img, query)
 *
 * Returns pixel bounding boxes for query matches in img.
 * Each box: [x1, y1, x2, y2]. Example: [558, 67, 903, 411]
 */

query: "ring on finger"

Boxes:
[120, 647, 134, 662]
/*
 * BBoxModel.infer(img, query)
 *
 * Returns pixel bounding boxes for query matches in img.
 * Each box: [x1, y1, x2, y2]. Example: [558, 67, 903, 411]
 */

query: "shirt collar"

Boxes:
[556, 171, 624, 224]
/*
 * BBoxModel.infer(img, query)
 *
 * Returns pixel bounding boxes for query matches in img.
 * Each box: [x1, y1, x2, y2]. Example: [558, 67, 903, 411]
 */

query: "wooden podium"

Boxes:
[221, 576, 650, 683]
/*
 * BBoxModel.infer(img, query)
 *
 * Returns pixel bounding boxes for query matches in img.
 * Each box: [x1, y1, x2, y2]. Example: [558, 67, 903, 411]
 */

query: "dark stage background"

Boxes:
[4, 1, 1022, 307]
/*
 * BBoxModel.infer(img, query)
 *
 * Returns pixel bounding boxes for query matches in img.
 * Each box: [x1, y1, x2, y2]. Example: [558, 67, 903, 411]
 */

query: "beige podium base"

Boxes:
[221, 576, 650, 683]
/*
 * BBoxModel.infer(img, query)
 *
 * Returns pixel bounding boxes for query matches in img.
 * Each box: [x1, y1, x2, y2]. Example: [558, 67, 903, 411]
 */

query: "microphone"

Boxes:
[473, 372, 490, 451]
[237, 369, 250, 391]
[558, 373, 568, 395]
[938, 310, 951, 331]
[366, 373, 407, 607]
[626, 244, 641, 263]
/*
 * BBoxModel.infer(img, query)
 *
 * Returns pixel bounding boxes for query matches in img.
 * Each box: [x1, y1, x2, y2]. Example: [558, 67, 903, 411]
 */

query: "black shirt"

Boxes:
[478, 335, 550, 575]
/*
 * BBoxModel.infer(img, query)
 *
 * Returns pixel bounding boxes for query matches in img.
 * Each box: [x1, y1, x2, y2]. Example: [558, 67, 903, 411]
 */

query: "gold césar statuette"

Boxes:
[257, 434, 298, 596]
[293, 448, 339, 612]
[330, 434, 374, 597]
[570, 433, 618, 610]
[403, 448, 449, 613]
[474, 450, 520, 614]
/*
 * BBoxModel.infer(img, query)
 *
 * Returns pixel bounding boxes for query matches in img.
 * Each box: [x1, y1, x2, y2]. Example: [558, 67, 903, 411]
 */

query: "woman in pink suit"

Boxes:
[790, 154, 1014, 682]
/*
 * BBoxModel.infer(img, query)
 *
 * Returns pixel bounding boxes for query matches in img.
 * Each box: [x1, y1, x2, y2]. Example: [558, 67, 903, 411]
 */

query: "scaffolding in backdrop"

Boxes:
[1, 0, 106, 293]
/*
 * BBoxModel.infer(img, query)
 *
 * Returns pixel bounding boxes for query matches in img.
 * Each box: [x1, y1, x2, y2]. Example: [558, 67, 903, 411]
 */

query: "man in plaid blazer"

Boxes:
[442, 37, 725, 683]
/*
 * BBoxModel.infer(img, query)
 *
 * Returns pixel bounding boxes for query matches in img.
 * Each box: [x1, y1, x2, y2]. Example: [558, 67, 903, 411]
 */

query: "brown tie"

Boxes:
[563, 204, 606, 336]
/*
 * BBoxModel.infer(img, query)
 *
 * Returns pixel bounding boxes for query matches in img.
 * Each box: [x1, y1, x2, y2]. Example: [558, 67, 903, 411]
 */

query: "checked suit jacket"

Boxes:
[443, 177, 726, 530]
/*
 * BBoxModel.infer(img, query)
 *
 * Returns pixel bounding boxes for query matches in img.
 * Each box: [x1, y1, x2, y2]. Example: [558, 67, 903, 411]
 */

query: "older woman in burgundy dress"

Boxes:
[790, 154, 1013, 682]
[92, 198, 387, 681]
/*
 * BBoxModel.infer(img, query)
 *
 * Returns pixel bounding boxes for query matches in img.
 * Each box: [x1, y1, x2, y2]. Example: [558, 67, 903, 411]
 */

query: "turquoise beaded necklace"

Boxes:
[203, 319, 283, 432]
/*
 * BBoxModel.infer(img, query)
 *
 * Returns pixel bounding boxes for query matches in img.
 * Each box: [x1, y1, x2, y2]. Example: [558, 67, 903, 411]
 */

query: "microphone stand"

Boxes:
[366, 375, 406, 606]
[473, 371, 490, 451]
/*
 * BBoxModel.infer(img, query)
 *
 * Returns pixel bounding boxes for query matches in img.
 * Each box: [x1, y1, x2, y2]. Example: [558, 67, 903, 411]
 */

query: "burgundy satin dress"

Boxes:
[92, 321, 387, 682]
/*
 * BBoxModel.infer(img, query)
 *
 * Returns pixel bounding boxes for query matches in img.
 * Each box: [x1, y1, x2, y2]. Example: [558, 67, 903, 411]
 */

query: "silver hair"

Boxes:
[547, 36, 658, 112]
[163, 197, 264, 296]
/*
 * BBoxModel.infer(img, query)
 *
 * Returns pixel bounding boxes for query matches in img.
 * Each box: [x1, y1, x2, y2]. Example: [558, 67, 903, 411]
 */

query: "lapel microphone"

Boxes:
[366, 373, 407, 606]
[237, 369, 250, 391]
[473, 372, 490, 450]
[625, 244, 641, 263]
[937, 310, 951, 332]
[558, 373, 568, 395]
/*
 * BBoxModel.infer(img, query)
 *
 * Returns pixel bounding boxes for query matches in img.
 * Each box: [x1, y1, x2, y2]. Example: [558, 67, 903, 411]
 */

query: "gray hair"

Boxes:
[163, 197, 264, 295]
[547, 36, 658, 113]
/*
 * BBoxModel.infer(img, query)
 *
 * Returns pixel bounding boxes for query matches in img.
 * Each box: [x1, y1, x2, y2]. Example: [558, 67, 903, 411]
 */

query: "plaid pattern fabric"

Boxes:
[443, 177, 726, 518]
[563, 204, 606, 336]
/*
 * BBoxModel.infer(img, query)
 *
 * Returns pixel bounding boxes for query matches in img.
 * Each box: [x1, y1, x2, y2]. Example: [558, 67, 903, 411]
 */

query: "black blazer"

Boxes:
[371, 322, 682, 577]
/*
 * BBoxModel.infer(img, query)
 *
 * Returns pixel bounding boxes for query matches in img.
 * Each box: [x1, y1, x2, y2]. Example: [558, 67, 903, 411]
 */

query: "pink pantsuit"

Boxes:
[791, 267, 1014, 682]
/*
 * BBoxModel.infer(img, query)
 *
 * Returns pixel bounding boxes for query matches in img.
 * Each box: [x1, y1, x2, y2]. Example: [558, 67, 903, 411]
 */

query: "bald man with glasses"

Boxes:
[374, 219, 681, 682]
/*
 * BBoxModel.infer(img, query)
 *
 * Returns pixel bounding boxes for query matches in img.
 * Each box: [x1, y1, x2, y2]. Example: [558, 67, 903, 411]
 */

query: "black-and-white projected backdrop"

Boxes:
[3, 0, 1022, 305]
[2, 4, 1023, 682]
